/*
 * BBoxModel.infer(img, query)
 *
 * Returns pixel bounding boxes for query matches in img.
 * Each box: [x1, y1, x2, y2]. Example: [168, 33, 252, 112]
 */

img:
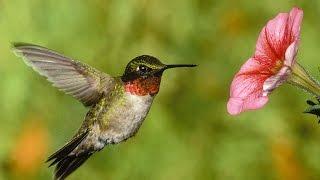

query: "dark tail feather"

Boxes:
[46, 131, 89, 179]
[54, 153, 92, 180]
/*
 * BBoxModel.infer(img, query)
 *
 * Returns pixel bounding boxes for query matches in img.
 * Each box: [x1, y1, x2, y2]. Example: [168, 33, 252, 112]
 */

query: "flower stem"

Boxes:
[287, 63, 320, 97]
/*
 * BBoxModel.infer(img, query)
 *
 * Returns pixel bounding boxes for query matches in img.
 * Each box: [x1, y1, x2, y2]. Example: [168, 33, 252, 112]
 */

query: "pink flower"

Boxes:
[227, 7, 303, 115]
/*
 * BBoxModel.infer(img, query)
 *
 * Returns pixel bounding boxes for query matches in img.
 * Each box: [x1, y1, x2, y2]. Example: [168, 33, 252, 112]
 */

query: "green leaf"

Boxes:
[304, 104, 320, 116]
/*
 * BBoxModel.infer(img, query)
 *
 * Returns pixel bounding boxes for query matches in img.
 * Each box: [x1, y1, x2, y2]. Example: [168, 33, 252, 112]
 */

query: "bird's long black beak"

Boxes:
[164, 64, 197, 69]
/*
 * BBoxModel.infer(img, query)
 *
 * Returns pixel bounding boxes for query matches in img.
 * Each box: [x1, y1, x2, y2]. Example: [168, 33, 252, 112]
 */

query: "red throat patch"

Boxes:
[124, 76, 161, 96]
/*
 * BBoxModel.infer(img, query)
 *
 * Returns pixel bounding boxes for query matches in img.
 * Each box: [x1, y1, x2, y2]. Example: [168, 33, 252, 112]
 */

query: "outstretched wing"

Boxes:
[12, 43, 114, 106]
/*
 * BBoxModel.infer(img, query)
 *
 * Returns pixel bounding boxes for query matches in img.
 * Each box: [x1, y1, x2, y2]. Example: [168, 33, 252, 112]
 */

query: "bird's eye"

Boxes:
[136, 65, 149, 74]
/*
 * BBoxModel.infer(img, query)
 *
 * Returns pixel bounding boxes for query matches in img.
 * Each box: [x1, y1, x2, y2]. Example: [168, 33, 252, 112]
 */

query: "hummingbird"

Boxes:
[12, 43, 196, 179]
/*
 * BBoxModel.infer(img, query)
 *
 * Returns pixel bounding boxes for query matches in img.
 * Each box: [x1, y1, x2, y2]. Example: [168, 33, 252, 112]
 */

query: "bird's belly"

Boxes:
[101, 93, 153, 144]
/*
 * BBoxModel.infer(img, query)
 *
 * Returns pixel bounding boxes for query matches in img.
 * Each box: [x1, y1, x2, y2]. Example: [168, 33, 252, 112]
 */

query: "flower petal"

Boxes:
[254, 7, 303, 71]
[255, 13, 289, 63]
[288, 7, 303, 40]
[227, 7, 304, 115]
[227, 58, 270, 115]
[262, 66, 291, 96]
[227, 96, 268, 115]
[284, 41, 299, 67]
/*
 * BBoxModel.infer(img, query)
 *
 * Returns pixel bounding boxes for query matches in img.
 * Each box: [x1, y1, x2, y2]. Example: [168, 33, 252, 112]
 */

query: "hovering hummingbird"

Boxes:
[12, 43, 196, 179]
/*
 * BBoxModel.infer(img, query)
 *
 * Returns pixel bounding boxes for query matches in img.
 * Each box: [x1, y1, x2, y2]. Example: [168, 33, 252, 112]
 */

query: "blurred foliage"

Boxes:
[1, 0, 320, 179]
[304, 99, 320, 123]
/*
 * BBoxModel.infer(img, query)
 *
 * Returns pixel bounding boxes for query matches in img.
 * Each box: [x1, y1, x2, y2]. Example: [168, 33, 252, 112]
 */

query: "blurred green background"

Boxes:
[1, 0, 320, 179]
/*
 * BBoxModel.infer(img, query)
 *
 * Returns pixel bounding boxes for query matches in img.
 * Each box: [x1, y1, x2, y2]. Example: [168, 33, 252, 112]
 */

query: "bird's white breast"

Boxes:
[102, 92, 154, 144]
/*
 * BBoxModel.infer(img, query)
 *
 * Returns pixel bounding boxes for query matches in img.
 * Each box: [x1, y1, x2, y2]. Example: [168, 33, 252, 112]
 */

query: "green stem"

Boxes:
[287, 63, 320, 97]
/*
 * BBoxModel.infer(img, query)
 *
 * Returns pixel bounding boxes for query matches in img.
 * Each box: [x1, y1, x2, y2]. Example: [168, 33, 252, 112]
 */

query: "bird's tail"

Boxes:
[46, 131, 90, 180]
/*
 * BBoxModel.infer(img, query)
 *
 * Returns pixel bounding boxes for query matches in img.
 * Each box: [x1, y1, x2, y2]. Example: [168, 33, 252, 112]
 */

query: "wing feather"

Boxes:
[12, 43, 115, 106]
